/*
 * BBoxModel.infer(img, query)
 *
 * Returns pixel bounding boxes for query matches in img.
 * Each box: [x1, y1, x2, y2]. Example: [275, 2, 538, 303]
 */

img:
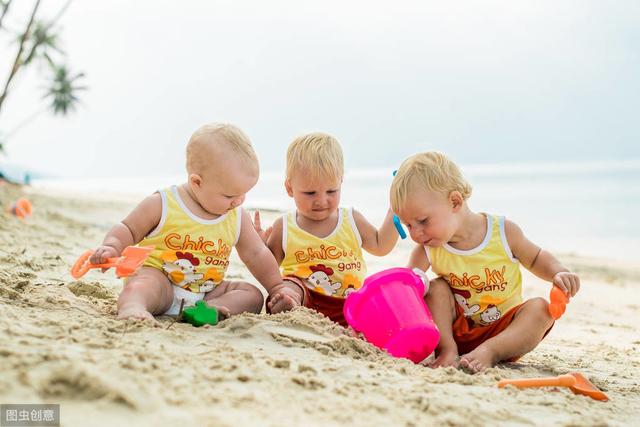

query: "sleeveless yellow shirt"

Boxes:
[427, 214, 522, 326]
[138, 186, 241, 293]
[281, 207, 366, 298]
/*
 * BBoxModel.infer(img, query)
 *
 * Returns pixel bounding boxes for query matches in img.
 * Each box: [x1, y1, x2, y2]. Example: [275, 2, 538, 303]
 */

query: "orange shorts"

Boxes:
[266, 276, 347, 327]
[452, 302, 553, 361]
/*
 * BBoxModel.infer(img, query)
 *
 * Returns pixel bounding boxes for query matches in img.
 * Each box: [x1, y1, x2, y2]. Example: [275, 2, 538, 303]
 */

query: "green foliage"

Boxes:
[23, 20, 63, 67]
[0, 0, 86, 149]
[46, 65, 86, 115]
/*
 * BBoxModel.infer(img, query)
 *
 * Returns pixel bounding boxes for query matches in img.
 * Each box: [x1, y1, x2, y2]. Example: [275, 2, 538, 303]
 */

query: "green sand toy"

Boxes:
[182, 300, 218, 327]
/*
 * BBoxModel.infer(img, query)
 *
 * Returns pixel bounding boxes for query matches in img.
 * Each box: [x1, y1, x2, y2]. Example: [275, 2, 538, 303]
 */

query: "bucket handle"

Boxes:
[343, 291, 363, 331]
[411, 268, 429, 295]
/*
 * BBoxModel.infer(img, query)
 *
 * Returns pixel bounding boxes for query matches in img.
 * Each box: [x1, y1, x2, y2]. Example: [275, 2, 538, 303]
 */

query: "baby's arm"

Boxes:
[237, 211, 290, 290]
[505, 219, 580, 297]
[237, 211, 303, 311]
[407, 244, 431, 271]
[90, 194, 162, 264]
[352, 208, 399, 256]
[265, 216, 285, 264]
[252, 211, 273, 244]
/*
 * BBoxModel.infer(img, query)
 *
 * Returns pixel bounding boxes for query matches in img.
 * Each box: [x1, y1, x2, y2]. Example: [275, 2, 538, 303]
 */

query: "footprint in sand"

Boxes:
[67, 281, 116, 300]
[216, 314, 333, 346]
[261, 323, 333, 345]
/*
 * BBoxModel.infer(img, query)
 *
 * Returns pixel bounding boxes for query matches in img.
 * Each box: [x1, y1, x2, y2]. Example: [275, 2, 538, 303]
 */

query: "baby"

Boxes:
[390, 151, 580, 372]
[256, 132, 398, 326]
[90, 123, 293, 321]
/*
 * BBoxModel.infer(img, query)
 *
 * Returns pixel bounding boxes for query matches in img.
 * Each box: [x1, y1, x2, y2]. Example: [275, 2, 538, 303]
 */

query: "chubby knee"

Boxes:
[425, 278, 455, 310]
[120, 269, 170, 293]
[121, 279, 146, 292]
[428, 277, 449, 293]
[525, 297, 554, 325]
[117, 276, 173, 314]
[426, 277, 452, 300]
[242, 283, 265, 313]
[120, 277, 156, 296]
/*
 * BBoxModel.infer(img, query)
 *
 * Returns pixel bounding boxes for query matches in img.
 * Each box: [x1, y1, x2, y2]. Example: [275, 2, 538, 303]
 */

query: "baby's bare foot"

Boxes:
[205, 302, 230, 319]
[268, 291, 300, 314]
[430, 346, 459, 368]
[460, 345, 497, 373]
[117, 304, 156, 322]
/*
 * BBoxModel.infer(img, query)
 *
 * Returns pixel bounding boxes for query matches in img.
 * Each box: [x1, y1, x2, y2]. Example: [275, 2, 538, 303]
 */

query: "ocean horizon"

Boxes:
[31, 158, 640, 262]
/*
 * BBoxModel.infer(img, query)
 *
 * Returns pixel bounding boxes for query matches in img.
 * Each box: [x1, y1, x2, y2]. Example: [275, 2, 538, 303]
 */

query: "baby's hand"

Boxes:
[89, 245, 119, 265]
[252, 211, 273, 244]
[553, 271, 580, 297]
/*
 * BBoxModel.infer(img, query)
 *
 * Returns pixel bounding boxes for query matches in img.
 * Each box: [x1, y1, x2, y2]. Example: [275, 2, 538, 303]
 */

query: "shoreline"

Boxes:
[17, 179, 640, 266]
[1, 183, 639, 426]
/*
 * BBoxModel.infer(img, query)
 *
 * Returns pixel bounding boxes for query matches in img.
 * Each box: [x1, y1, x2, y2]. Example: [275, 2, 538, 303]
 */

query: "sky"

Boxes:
[0, 0, 639, 178]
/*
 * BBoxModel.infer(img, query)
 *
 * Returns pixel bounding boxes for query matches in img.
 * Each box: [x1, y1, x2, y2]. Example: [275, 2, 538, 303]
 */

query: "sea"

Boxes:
[31, 159, 640, 262]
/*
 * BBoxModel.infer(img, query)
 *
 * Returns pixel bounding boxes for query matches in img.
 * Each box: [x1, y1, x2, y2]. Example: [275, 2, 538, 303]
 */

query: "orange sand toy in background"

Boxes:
[8, 197, 32, 219]
[71, 246, 154, 279]
[498, 372, 609, 401]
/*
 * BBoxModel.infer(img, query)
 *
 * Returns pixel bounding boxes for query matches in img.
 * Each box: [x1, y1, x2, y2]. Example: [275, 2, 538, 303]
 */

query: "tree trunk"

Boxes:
[0, 0, 13, 30]
[0, 0, 42, 116]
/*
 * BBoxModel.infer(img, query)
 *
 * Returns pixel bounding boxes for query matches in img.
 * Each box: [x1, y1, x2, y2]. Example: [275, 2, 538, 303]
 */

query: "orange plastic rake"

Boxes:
[71, 246, 154, 279]
[498, 373, 609, 401]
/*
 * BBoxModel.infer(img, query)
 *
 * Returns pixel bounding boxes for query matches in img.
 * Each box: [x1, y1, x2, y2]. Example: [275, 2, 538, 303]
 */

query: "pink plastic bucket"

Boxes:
[343, 267, 440, 363]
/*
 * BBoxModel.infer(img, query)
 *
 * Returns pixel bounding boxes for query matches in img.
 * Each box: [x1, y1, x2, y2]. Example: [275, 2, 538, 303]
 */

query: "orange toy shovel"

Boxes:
[498, 373, 609, 401]
[548, 286, 569, 319]
[71, 246, 154, 279]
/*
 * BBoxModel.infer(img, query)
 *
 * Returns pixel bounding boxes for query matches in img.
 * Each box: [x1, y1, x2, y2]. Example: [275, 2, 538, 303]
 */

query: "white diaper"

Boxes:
[164, 285, 205, 316]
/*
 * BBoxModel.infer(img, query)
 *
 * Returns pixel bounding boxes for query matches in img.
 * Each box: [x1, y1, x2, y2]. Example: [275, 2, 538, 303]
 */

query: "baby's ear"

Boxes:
[189, 173, 203, 188]
[449, 191, 463, 211]
[284, 179, 294, 197]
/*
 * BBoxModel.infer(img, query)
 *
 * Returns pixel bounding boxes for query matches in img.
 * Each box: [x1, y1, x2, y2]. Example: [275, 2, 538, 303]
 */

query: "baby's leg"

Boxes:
[425, 278, 459, 368]
[203, 280, 264, 318]
[460, 298, 554, 373]
[117, 267, 173, 321]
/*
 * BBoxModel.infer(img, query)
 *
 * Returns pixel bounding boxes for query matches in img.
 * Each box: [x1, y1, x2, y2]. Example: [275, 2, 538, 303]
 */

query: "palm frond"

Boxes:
[44, 64, 86, 115]
[22, 20, 64, 66]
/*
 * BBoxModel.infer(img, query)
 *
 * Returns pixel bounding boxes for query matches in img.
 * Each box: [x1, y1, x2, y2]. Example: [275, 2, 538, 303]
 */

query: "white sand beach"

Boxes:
[1, 182, 639, 426]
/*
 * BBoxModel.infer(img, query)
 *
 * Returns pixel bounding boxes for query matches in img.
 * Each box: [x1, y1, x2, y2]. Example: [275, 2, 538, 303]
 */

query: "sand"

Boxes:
[1, 181, 639, 426]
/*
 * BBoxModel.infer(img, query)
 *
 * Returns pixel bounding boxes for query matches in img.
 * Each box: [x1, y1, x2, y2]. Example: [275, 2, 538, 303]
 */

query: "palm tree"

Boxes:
[0, 0, 12, 30]
[0, 0, 85, 153]
[23, 21, 63, 67]
[46, 65, 86, 115]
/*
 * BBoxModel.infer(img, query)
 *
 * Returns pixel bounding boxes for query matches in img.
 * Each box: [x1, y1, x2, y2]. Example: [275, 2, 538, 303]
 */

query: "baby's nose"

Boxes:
[411, 228, 425, 241]
[314, 195, 328, 207]
[231, 195, 245, 208]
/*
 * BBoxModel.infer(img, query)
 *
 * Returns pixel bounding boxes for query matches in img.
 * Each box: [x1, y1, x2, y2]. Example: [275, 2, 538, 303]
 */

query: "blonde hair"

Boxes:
[390, 151, 472, 213]
[286, 132, 344, 183]
[186, 123, 258, 176]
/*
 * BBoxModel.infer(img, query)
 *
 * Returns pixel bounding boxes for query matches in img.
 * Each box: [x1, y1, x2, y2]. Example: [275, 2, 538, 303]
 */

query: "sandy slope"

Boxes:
[1, 182, 639, 427]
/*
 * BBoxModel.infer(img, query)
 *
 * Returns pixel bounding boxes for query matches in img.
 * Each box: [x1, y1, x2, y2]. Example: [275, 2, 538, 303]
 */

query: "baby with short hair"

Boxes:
[391, 151, 580, 372]
[90, 123, 291, 321]
[256, 132, 399, 325]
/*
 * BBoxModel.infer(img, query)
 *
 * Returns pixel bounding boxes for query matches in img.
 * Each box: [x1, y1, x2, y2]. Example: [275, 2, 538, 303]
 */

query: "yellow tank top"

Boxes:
[138, 186, 241, 293]
[427, 214, 522, 326]
[281, 207, 366, 298]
